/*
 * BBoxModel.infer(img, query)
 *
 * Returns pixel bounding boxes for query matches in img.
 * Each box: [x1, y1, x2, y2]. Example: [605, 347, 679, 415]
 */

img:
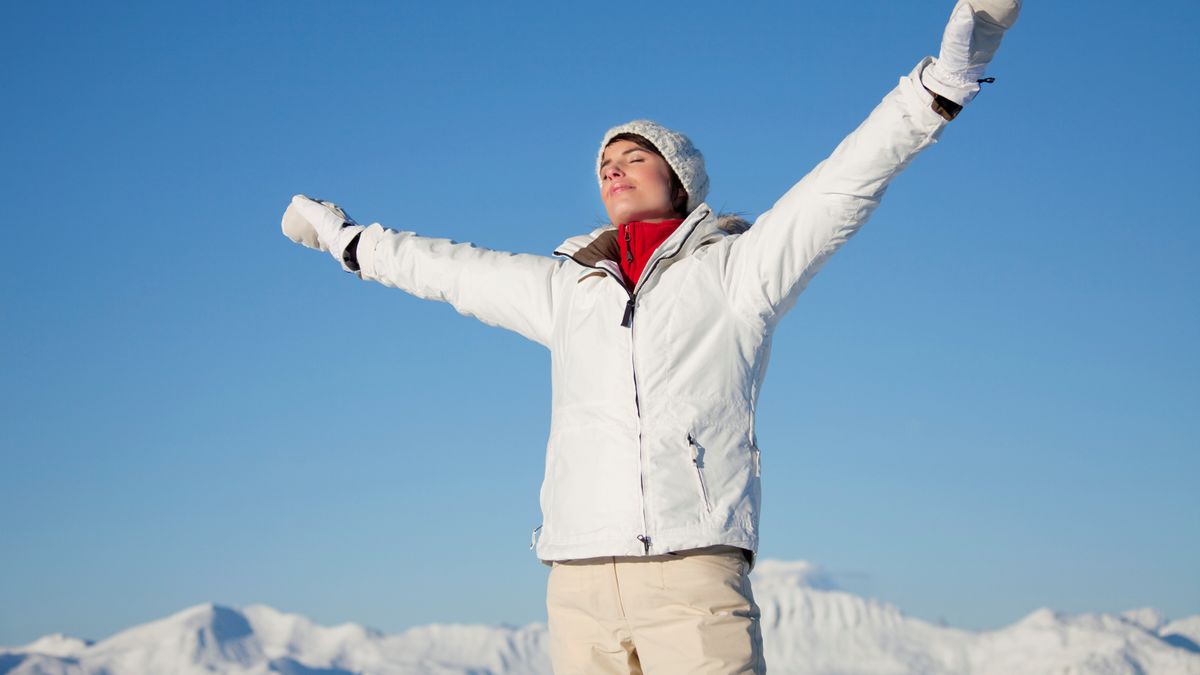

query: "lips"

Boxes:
[609, 183, 633, 198]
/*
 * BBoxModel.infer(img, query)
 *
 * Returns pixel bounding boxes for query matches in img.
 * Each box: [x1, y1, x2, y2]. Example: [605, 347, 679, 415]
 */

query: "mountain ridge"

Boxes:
[3, 560, 1197, 674]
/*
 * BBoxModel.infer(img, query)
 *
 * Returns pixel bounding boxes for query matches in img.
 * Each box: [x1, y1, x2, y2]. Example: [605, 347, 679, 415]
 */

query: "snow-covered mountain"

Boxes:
[3, 559, 1197, 675]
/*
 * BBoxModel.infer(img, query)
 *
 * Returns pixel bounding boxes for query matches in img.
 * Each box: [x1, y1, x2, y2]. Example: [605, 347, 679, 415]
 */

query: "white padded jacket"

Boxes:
[343, 58, 951, 566]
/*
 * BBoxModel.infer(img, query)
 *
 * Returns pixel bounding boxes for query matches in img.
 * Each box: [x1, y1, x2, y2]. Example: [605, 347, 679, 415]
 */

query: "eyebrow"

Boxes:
[599, 146, 647, 171]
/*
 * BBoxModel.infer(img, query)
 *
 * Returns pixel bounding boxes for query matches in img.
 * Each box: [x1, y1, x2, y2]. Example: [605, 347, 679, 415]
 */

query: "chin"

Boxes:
[608, 209, 634, 225]
[610, 207, 649, 224]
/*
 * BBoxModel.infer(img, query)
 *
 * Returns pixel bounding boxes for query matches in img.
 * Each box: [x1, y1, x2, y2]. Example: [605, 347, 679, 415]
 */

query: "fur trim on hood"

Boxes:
[714, 213, 752, 235]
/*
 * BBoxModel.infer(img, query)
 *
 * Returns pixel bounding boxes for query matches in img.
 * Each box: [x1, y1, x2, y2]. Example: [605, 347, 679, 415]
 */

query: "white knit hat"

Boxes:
[597, 119, 709, 214]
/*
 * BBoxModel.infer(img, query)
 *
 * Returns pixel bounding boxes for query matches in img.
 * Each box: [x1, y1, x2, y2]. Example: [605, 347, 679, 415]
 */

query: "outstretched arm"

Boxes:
[353, 222, 561, 347]
[722, 0, 1020, 323]
[282, 196, 561, 347]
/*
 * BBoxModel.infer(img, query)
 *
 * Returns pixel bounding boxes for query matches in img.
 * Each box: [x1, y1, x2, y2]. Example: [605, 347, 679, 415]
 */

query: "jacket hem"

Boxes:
[536, 526, 758, 566]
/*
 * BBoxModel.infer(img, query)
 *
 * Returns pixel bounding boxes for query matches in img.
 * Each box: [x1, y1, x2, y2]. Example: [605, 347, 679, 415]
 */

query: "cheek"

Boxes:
[636, 166, 673, 198]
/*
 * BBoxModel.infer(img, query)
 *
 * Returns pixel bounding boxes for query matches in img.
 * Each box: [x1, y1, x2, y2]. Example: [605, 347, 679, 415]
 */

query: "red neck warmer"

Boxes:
[618, 218, 685, 290]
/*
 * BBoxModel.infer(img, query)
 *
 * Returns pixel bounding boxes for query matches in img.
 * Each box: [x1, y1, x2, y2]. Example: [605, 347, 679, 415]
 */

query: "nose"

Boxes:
[601, 163, 624, 181]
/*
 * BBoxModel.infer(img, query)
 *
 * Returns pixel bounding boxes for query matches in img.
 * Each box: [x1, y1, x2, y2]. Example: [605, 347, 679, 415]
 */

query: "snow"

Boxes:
[1, 560, 1196, 675]
[11, 635, 91, 659]
[1122, 607, 1168, 632]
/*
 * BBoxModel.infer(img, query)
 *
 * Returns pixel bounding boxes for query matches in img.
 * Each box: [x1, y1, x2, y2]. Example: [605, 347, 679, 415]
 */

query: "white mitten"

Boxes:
[281, 194, 365, 270]
[922, 0, 1021, 106]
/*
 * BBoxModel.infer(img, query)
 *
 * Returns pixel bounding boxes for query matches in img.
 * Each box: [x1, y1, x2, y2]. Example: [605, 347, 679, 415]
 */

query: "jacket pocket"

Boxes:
[686, 433, 713, 514]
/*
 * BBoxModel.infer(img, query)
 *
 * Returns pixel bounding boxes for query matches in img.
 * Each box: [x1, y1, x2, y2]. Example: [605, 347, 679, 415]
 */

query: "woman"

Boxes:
[281, 2, 1020, 672]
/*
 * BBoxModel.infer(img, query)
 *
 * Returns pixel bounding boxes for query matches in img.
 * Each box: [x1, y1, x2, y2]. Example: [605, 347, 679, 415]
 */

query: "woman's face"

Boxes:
[600, 139, 677, 225]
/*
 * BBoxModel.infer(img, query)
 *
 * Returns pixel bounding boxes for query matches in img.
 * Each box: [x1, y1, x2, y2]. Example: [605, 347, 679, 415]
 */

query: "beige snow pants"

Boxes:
[545, 544, 765, 674]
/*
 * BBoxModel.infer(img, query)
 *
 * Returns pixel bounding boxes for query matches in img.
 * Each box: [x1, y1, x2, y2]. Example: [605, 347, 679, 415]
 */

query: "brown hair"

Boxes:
[604, 133, 689, 218]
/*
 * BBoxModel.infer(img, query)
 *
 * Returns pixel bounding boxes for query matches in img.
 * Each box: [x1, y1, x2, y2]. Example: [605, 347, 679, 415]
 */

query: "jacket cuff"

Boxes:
[352, 223, 390, 280]
[905, 56, 958, 126]
[330, 224, 366, 274]
[928, 93, 963, 121]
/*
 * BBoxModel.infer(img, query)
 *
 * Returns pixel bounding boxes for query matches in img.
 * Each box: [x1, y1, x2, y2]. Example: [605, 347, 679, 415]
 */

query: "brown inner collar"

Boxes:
[569, 229, 620, 267]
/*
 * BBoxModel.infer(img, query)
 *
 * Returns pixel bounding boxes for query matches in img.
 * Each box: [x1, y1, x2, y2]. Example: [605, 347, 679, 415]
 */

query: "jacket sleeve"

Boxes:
[352, 223, 562, 348]
[723, 57, 951, 322]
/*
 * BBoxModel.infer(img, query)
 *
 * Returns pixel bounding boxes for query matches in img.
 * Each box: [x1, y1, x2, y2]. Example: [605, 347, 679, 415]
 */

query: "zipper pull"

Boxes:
[637, 534, 651, 554]
[620, 297, 635, 327]
[624, 226, 633, 263]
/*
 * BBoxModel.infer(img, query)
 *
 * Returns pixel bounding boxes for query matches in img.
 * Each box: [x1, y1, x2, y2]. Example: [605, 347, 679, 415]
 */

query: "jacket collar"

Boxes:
[553, 203, 750, 268]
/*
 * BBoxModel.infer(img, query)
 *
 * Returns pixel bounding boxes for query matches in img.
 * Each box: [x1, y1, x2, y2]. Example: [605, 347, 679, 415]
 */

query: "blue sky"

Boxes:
[2, 0, 1197, 646]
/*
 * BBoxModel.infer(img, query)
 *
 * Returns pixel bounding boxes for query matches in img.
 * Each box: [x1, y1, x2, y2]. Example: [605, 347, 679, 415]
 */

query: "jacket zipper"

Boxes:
[624, 213, 707, 552]
[555, 208, 711, 556]
[629, 292, 649, 553]
[687, 433, 713, 513]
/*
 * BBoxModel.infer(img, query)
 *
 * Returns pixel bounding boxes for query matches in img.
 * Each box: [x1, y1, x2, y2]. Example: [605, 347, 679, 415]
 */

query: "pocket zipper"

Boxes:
[687, 433, 713, 514]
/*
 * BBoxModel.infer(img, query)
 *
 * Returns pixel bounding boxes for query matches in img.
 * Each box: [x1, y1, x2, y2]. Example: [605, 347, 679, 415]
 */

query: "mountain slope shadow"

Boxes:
[209, 605, 253, 642]
[1163, 633, 1200, 653]
[268, 656, 357, 675]
[0, 654, 27, 675]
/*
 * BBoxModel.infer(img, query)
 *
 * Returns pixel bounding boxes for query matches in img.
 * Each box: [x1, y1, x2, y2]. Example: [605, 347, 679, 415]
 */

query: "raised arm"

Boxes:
[722, 0, 1020, 322]
[281, 195, 561, 347]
